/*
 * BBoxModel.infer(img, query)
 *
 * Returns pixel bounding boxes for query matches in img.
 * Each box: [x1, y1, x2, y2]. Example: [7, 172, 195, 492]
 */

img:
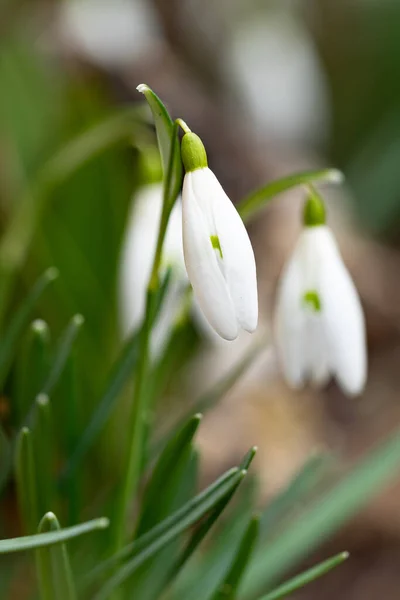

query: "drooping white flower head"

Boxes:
[274, 189, 367, 396]
[181, 131, 258, 341]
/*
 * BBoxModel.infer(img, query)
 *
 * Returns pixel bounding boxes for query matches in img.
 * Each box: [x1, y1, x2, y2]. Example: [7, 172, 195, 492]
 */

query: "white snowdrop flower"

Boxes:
[274, 190, 367, 396]
[119, 182, 187, 357]
[181, 130, 258, 341]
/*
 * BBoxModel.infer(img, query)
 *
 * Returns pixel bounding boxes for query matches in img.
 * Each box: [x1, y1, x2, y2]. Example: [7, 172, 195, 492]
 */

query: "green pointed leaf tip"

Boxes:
[303, 186, 326, 226]
[31, 319, 50, 337]
[181, 132, 208, 172]
[136, 412, 202, 535]
[240, 446, 258, 470]
[136, 83, 174, 175]
[258, 551, 349, 600]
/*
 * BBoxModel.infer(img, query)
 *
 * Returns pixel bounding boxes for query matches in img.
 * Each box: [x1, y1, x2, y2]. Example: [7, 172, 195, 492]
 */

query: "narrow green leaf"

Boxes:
[0, 517, 109, 553]
[94, 469, 247, 600]
[212, 515, 260, 600]
[126, 447, 199, 600]
[36, 512, 77, 600]
[136, 84, 175, 176]
[136, 414, 202, 536]
[137, 84, 182, 209]
[0, 267, 58, 389]
[243, 427, 400, 597]
[60, 268, 172, 484]
[172, 478, 258, 600]
[258, 551, 349, 600]
[165, 447, 257, 586]
[32, 394, 54, 517]
[14, 426, 38, 533]
[14, 319, 51, 421]
[237, 169, 343, 223]
[88, 467, 245, 589]
[41, 314, 84, 395]
[162, 119, 182, 209]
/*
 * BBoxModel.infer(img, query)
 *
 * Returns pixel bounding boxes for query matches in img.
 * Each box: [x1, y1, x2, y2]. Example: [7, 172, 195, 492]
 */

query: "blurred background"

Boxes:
[2, 0, 400, 598]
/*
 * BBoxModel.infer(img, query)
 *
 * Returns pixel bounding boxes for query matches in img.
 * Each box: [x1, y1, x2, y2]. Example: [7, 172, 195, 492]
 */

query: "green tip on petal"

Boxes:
[303, 186, 326, 226]
[303, 290, 322, 313]
[181, 132, 208, 173]
[210, 234, 223, 258]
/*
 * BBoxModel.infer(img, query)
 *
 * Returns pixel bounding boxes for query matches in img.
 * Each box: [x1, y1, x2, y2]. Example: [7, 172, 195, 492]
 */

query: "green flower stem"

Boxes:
[112, 166, 174, 553]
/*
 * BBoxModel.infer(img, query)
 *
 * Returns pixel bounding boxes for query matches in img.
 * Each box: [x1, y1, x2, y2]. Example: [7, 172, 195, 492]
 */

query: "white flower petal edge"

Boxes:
[182, 168, 258, 341]
[274, 226, 367, 396]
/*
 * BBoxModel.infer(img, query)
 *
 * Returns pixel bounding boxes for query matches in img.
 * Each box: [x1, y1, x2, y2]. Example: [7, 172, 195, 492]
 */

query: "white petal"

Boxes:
[182, 171, 239, 340]
[317, 228, 367, 395]
[274, 237, 309, 388]
[274, 227, 332, 388]
[207, 170, 258, 332]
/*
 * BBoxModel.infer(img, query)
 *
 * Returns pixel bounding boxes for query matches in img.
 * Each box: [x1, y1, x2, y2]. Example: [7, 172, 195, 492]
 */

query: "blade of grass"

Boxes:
[32, 395, 54, 517]
[0, 517, 109, 553]
[238, 169, 343, 223]
[36, 512, 77, 600]
[242, 427, 400, 598]
[41, 314, 84, 396]
[171, 477, 258, 600]
[14, 427, 38, 533]
[257, 551, 349, 600]
[212, 514, 260, 600]
[136, 414, 202, 536]
[94, 469, 248, 600]
[166, 448, 257, 585]
[60, 268, 172, 484]
[14, 319, 51, 421]
[86, 466, 244, 585]
[0, 267, 58, 389]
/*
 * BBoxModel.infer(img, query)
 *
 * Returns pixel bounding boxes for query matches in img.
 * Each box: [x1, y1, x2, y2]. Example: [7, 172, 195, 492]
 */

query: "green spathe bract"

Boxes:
[303, 186, 326, 226]
[181, 132, 208, 173]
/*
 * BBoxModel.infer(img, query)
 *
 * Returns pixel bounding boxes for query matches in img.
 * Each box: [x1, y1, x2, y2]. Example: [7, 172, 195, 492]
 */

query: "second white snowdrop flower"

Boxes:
[181, 130, 258, 341]
[274, 189, 367, 396]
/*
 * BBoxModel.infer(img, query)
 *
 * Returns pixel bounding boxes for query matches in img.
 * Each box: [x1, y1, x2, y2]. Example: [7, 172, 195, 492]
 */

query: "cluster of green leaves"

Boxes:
[2, 30, 400, 600]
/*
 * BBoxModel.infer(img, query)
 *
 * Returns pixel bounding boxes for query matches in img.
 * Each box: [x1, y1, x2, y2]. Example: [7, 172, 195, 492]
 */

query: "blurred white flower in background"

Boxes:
[228, 4, 330, 146]
[59, 0, 159, 68]
[119, 183, 188, 357]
